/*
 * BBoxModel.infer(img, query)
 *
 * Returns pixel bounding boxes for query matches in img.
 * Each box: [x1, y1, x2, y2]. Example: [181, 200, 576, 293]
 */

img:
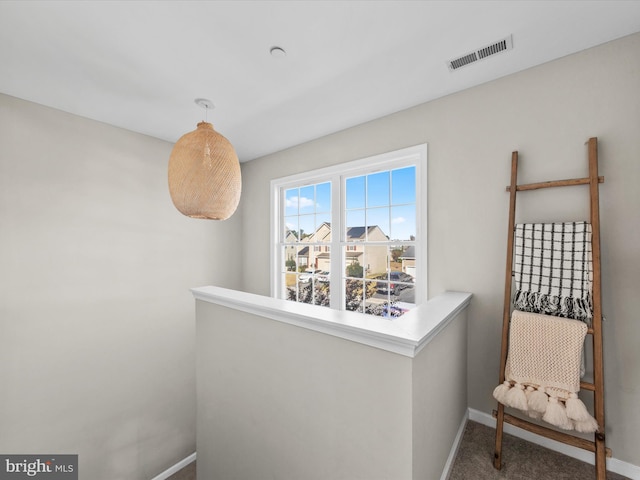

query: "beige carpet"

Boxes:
[449, 421, 628, 480]
[167, 421, 628, 480]
[166, 461, 195, 480]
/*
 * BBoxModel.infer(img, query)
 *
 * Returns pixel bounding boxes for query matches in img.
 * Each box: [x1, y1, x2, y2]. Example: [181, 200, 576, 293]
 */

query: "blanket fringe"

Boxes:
[505, 383, 529, 411]
[543, 396, 574, 430]
[492, 382, 598, 433]
[527, 386, 549, 413]
[513, 290, 593, 324]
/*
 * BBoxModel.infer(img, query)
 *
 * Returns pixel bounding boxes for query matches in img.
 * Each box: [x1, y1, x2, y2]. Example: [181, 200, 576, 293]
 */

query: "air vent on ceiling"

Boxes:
[447, 35, 513, 72]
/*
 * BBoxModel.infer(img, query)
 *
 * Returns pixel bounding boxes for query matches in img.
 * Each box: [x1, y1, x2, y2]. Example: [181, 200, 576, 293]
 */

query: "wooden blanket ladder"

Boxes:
[493, 137, 609, 478]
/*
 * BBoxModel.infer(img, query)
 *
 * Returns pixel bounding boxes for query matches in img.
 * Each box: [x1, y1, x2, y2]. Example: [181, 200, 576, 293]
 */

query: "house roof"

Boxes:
[346, 226, 367, 240]
[346, 226, 384, 240]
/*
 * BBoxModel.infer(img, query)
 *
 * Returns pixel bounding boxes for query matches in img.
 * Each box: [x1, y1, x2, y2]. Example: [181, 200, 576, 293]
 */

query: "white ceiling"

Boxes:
[1, 1, 639, 162]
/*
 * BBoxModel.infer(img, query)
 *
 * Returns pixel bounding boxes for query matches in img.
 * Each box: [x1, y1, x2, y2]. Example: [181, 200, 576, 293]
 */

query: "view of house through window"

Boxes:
[273, 145, 424, 318]
[283, 181, 332, 306]
[344, 166, 416, 316]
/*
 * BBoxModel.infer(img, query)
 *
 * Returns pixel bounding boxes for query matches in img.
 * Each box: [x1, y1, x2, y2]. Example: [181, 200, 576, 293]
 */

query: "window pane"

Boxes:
[316, 182, 331, 213]
[295, 282, 312, 304]
[346, 211, 366, 242]
[313, 281, 330, 306]
[344, 255, 364, 278]
[365, 244, 415, 318]
[281, 180, 333, 309]
[390, 205, 416, 241]
[284, 272, 297, 301]
[390, 245, 404, 273]
[366, 207, 390, 240]
[364, 279, 387, 316]
[313, 264, 331, 307]
[283, 245, 298, 272]
[299, 215, 315, 240]
[315, 251, 331, 276]
[343, 244, 414, 318]
[367, 171, 390, 207]
[285, 188, 299, 216]
[296, 245, 310, 271]
[285, 266, 331, 307]
[397, 245, 416, 280]
[298, 185, 315, 214]
[391, 166, 416, 205]
[316, 213, 331, 241]
[346, 176, 365, 209]
[345, 279, 364, 312]
[284, 216, 298, 242]
[362, 244, 388, 278]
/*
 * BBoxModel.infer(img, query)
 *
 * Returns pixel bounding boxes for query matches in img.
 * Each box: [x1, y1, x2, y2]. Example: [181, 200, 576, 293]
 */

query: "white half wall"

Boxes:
[195, 293, 469, 480]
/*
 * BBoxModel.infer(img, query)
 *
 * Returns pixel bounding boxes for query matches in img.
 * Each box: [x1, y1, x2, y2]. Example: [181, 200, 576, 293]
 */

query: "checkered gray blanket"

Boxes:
[513, 222, 593, 324]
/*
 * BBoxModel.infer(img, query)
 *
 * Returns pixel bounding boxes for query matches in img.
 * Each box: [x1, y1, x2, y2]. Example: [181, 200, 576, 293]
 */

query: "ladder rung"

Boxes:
[505, 176, 604, 192]
[581, 381, 596, 391]
[492, 410, 612, 457]
[498, 319, 594, 335]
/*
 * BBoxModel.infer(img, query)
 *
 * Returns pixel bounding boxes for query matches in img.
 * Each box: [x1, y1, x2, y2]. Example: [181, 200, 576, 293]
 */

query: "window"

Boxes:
[281, 180, 332, 306]
[271, 145, 426, 318]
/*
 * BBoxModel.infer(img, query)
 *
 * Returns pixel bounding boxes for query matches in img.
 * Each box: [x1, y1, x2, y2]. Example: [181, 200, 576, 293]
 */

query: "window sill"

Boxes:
[191, 286, 472, 358]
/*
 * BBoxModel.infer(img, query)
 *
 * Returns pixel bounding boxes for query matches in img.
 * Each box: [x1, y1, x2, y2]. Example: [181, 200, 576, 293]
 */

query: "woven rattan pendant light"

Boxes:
[168, 101, 241, 220]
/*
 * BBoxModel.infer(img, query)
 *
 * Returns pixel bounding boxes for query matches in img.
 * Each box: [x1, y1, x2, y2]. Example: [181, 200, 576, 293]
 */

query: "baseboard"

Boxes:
[468, 408, 640, 480]
[440, 409, 470, 480]
[150, 452, 196, 480]
[149, 412, 640, 480]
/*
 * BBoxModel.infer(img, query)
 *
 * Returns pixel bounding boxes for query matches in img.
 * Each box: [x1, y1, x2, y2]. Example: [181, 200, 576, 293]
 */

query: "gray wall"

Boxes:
[239, 32, 640, 466]
[412, 309, 468, 480]
[0, 94, 241, 479]
[195, 299, 468, 480]
[1, 28, 638, 477]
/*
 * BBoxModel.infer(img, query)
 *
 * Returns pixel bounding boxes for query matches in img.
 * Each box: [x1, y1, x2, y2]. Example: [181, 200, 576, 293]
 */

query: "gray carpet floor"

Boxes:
[167, 421, 627, 480]
[166, 461, 196, 480]
[449, 421, 628, 480]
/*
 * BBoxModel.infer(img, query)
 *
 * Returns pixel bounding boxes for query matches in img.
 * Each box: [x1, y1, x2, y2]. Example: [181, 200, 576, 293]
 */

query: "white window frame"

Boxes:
[270, 144, 427, 313]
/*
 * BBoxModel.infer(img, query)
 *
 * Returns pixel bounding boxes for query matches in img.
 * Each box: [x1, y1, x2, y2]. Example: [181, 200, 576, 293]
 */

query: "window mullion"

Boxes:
[330, 172, 342, 310]
[272, 181, 283, 298]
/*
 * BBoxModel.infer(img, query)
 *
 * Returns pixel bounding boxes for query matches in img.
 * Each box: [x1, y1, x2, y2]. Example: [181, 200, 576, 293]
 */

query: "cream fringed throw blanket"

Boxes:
[493, 310, 599, 433]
